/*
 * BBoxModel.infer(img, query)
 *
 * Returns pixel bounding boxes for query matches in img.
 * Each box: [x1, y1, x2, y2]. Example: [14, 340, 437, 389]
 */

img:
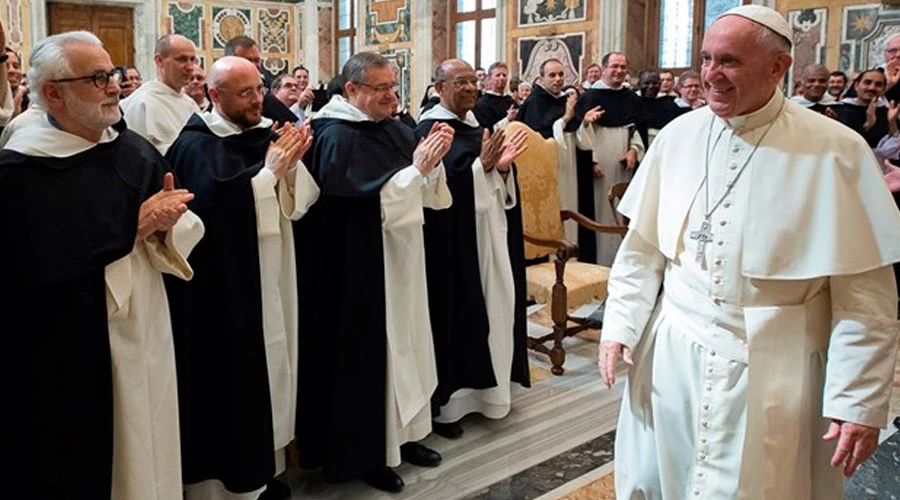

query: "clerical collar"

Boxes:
[2, 107, 119, 157]
[418, 103, 480, 128]
[674, 97, 692, 108]
[197, 108, 273, 138]
[483, 90, 507, 97]
[590, 80, 624, 91]
[537, 83, 563, 98]
[790, 93, 836, 108]
[717, 88, 784, 131]
[314, 94, 382, 123]
[841, 96, 888, 108]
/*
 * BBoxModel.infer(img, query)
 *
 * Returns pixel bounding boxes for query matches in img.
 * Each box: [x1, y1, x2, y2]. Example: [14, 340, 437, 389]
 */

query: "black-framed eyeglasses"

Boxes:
[51, 69, 121, 89]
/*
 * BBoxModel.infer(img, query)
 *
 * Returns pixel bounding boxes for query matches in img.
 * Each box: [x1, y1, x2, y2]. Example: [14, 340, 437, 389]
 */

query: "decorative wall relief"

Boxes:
[211, 7, 252, 49]
[4, 0, 28, 49]
[517, 34, 584, 87]
[167, 3, 204, 48]
[364, 0, 411, 45]
[518, 0, 585, 28]
[840, 4, 900, 74]
[787, 8, 827, 94]
[259, 8, 291, 53]
[382, 47, 411, 112]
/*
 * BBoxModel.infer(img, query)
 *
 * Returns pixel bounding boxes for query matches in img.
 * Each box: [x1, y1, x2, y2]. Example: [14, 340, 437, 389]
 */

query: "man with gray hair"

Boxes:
[121, 34, 199, 154]
[601, 5, 900, 498]
[0, 30, 202, 499]
[295, 51, 454, 493]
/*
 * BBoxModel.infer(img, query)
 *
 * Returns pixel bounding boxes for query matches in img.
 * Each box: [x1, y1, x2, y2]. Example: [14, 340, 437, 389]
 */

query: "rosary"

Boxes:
[689, 101, 785, 264]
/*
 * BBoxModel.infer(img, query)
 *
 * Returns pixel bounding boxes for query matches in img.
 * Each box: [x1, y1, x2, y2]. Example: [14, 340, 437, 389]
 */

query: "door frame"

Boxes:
[34, 0, 158, 79]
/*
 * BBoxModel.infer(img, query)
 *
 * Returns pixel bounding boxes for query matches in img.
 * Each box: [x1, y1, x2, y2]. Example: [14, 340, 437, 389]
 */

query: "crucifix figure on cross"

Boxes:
[690, 218, 714, 264]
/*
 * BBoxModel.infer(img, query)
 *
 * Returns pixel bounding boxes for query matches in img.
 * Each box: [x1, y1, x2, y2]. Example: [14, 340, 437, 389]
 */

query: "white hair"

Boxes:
[756, 24, 791, 55]
[27, 31, 103, 108]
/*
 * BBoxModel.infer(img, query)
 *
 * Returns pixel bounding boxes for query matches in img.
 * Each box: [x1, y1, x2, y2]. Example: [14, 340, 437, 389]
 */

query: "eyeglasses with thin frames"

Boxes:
[51, 70, 121, 89]
[357, 82, 400, 93]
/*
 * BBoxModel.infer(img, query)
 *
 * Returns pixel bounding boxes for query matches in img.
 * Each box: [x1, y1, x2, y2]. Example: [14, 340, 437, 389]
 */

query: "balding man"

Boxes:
[600, 6, 900, 498]
[0, 31, 201, 499]
[121, 34, 199, 154]
[419, 59, 530, 439]
[185, 65, 210, 111]
[165, 56, 316, 500]
[790, 64, 838, 115]
[225, 35, 298, 126]
[295, 51, 453, 493]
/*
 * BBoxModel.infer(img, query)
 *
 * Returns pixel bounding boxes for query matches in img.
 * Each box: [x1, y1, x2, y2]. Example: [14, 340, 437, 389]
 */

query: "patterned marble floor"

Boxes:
[285, 307, 900, 500]
[286, 307, 625, 499]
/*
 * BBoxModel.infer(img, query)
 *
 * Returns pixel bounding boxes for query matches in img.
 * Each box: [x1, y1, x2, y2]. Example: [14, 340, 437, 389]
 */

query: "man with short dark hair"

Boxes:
[791, 64, 839, 116]
[290, 65, 315, 120]
[828, 70, 848, 99]
[121, 34, 199, 155]
[637, 70, 679, 145]
[270, 74, 299, 109]
[674, 70, 706, 114]
[473, 61, 517, 129]
[295, 51, 454, 493]
[582, 62, 601, 89]
[658, 70, 677, 97]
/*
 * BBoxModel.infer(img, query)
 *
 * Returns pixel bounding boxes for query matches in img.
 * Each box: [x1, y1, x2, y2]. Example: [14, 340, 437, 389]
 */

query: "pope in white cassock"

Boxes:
[0, 31, 202, 500]
[121, 34, 200, 155]
[600, 6, 900, 499]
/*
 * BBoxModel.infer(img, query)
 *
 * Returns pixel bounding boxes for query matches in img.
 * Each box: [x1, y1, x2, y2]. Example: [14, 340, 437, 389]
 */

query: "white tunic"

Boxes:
[315, 96, 449, 466]
[3, 111, 206, 500]
[121, 80, 200, 155]
[184, 111, 321, 500]
[604, 90, 900, 499]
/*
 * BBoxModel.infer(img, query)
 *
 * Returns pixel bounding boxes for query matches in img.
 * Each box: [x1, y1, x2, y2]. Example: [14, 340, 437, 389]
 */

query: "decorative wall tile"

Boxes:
[317, 4, 334, 82]
[364, 0, 411, 46]
[167, 3, 205, 49]
[259, 8, 291, 53]
[211, 6, 252, 50]
[382, 47, 410, 111]
[517, 34, 584, 87]
[4, 0, 27, 48]
[788, 8, 827, 93]
[518, 0, 586, 28]
[840, 4, 900, 74]
[262, 56, 288, 79]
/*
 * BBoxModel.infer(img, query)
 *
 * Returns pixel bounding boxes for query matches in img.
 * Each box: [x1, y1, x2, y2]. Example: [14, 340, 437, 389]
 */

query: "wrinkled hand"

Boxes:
[593, 163, 604, 179]
[823, 420, 879, 477]
[299, 87, 315, 108]
[583, 106, 604, 125]
[266, 122, 312, 179]
[692, 98, 707, 109]
[599, 340, 633, 389]
[888, 61, 900, 90]
[563, 92, 577, 123]
[884, 159, 900, 192]
[505, 104, 518, 123]
[414, 122, 454, 176]
[480, 128, 505, 171]
[864, 99, 878, 131]
[621, 148, 638, 170]
[137, 173, 194, 240]
[497, 128, 528, 171]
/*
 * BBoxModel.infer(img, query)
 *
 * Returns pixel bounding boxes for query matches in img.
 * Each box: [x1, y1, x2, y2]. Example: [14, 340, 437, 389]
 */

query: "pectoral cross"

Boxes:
[689, 218, 714, 264]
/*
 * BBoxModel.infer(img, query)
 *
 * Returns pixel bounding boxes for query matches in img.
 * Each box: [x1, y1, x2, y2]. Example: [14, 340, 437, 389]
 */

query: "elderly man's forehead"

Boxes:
[887, 35, 900, 49]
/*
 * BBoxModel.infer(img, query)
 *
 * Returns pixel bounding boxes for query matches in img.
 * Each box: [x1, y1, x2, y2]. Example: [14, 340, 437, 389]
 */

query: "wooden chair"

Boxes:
[506, 122, 627, 375]
[608, 182, 630, 226]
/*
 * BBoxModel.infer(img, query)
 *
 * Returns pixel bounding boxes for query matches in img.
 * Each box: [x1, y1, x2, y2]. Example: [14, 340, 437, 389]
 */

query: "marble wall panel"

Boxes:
[787, 8, 827, 93]
[517, 33, 584, 87]
[317, 3, 333, 83]
[518, 0, 586, 28]
[364, 0, 410, 45]
[840, 4, 900, 74]
[507, 0, 598, 82]
[4, 0, 29, 54]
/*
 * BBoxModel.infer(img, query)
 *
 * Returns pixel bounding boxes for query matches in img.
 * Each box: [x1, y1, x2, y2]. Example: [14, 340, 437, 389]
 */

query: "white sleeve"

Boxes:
[823, 265, 900, 428]
[472, 158, 516, 213]
[380, 165, 452, 231]
[0, 85, 14, 128]
[278, 160, 321, 220]
[629, 128, 646, 161]
[600, 229, 667, 350]
[143, 210, 204, 281]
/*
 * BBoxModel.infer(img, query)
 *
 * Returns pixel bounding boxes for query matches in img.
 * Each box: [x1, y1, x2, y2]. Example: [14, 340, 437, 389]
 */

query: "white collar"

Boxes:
[841, 96, 889, 108]
[674, 97, 691, 108]
[313, 95, 378, 123]
[418, 103, 481, 128]
[718, 88, 785, 131]
[197, 108, 273, 138]
[590, 80, 624, 90]
[790, 93, 835, 107]
[2, 107, 119, 157]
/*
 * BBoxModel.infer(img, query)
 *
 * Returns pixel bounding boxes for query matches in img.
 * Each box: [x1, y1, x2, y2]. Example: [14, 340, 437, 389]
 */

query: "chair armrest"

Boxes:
[561, 210, 627, 236]
[523, 232, 579, 261]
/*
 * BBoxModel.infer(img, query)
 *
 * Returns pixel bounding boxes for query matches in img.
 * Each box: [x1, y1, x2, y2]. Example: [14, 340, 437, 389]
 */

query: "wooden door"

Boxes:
[47, 3, 134, 67]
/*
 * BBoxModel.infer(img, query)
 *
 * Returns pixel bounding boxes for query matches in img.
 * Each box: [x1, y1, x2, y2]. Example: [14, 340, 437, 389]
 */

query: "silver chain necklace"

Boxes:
[689, 101, 785, 263]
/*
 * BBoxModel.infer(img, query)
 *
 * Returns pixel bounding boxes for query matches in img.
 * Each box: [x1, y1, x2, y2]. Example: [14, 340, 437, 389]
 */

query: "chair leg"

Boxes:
[550, 271, 568, 376]
[550, 324, 566, 376]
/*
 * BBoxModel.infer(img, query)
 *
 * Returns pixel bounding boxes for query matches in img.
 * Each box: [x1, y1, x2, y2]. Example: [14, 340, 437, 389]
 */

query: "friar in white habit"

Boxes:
[600, 5, 900, 499]
[121, 34, 200, 154]
[164, 56, 317, 500]
[0, 31, 202, 500]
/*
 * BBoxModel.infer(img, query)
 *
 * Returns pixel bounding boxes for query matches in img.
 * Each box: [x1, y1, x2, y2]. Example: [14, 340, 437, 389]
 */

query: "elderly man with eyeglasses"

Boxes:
[120, 34, 199, 155]
[294, 51, 455, 493]
[0, 30, 203, 500]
